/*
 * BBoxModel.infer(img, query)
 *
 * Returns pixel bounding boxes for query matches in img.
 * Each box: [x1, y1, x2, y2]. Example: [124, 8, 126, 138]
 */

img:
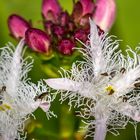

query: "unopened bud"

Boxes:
[8, 14, 30, 39]
[93, 0, 116, 31]
[58, 39, 75, 55]
[25, 28, 51, 54]
[42, 0, 62, 23]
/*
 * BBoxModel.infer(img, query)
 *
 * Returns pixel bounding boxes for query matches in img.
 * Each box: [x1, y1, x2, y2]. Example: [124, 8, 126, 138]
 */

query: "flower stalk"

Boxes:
[94, 118, 107, 140]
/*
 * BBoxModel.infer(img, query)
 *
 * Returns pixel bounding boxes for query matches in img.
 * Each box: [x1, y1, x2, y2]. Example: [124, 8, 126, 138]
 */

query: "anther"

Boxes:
[0, 86, 6, 93]
[120, 67, 126, 74]
[122, 97, 128, 102]
[2, 86, 6, 92]
[101, 72, 108, 76]
[135, 77, 140, 81]
[134, 82, 140, 87]
[110, 71, 116, 78]
[108, 89, 115, 95]
[105, 85, 115, 95]
[0, 101, 2, 105]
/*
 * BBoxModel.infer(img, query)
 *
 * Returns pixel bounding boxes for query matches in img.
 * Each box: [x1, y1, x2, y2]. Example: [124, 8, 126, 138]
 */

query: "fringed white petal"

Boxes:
[89, 19, 105, 76]
[114, 65, 140, 96]
[12, 38, 25, 66]
[0, 40, 51, 139]
[119, 103, 140, 122]
[45, 78, 80, 91]
[88, 19, 120, 76]
[89, 19, 99, 47]
[6, 39, 25, 93]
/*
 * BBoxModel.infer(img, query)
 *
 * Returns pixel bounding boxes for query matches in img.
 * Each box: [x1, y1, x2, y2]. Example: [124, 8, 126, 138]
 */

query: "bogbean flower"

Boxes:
[45, 20, 140, 140]
[0, 39, 53, 140]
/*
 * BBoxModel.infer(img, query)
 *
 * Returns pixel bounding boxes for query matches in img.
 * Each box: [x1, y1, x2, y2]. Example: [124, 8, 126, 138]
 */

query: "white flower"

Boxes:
[45, 20, 140, 140]
[0, 39, 52, 140]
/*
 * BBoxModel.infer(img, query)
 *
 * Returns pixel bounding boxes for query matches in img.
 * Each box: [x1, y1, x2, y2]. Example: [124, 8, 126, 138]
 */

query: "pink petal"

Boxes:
[93, 0, 116, 31]
[39, 102, 50, 112]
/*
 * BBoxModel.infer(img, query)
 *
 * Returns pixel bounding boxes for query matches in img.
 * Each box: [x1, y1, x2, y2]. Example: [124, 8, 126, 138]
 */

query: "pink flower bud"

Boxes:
[72, 0, 95, 23]
[68, 21, 75, 32]
[25, 28, 51, 53]
[79, 0, 95, 16]
[59, 12, 69, 26]
[52, 25, 65, 39]
[44, 21, 53, 35]
[8, 14, 30, 39]
[42, 0, 62, 23]
[93, 0, 116, 31]
[72, 1, 83, 23]
[58, 39, 75, 55]
[74, 29, 87, 42]
[79, 13, 92, 27]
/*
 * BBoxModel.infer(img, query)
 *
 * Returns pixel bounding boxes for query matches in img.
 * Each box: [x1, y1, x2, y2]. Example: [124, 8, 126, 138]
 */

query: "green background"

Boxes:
[0, 0, 140, 140]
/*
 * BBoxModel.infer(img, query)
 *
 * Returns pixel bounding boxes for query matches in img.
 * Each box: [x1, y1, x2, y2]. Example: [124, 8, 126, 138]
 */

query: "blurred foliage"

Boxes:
[0, 0, 140, 140]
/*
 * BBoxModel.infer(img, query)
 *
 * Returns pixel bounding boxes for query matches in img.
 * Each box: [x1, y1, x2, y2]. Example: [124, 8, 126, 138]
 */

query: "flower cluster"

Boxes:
[0, 40, 52, 140]
[8, 0, 116, 55]
[45, 20, 140, 140]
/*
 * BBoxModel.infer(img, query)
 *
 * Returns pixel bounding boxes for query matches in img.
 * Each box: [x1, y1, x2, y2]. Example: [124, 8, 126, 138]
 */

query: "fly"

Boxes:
[34, 92, 48, 101]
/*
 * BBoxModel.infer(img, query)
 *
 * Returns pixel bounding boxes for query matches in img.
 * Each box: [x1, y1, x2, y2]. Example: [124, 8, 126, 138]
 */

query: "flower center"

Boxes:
[0, 86, 12, 111]
[105, 85, 115, 95]
[0, 103, 12, 111]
